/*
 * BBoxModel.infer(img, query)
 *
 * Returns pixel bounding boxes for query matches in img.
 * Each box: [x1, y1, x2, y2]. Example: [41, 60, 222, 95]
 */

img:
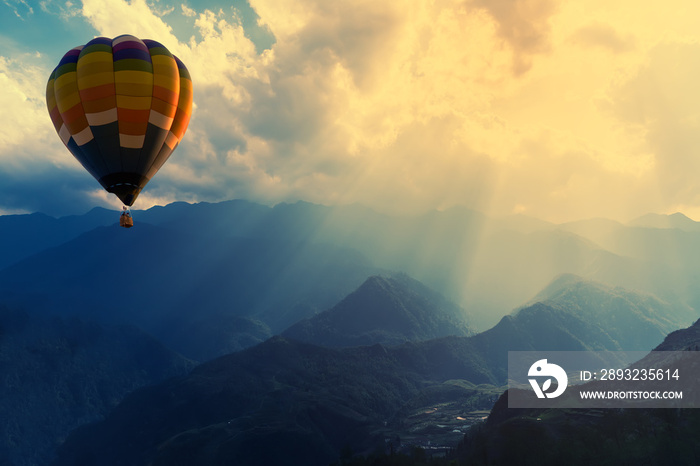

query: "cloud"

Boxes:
[470, 0, 558, 75]
[71, 0, 651, 220]
[4, 0, 700, 222]
[0, 54, 66, 169]
[612, 42, 700, 208]
[569, 23, 636, 53]
[3, 0, 33, 19]
[39, 0, 81, 19]
[81, 0, 179, 49]
[180, 4, 195, 17]
[0, 162, 107, 216]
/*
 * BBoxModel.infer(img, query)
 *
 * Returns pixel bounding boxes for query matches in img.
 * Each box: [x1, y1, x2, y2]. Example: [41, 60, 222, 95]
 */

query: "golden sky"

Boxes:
[2, 0, 700, 221]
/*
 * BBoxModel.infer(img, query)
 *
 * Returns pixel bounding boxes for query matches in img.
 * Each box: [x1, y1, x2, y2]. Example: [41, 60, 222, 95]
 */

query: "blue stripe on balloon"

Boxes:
[58, 49, 81, 67]
[113, 48, 152, 62]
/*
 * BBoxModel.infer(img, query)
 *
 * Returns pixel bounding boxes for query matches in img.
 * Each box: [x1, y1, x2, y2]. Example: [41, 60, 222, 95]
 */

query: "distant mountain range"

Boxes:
[50, 274, 685, 466]
[3, 199, 700, 332]
[283, 274, 473, 346]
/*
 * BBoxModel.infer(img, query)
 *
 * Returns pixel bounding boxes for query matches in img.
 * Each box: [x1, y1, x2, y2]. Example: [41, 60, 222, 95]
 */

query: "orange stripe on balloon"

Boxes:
[79, 83, 115, 101]
[153, 86, 178, 106]
[65, 116, 90, 136]
[82, 95, 117, 114]
[170, 111, 191, 140]
[118, 120, 148, 135]
[118, 107, 150, 124]
[60, 102, 86, 125]
[150, 96, 177, 119]
[49, 106, 63, 131]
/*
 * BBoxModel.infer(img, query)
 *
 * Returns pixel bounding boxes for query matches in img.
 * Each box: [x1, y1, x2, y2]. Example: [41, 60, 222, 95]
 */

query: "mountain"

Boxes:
[651, 317, 700, 351]
[0, 305, 193, 466]
[282, 274, 473, 347]
[521, 273, 695, 349]
[3, 199, 700, 350]
[5, 199, 700, 331]
[0, 208, 115, 269]
[50, 275, 681, 466]
[0, 222, 377, 361]
[455, 318, 700, 466]
[52, 337, 493, 466]
[628, 212, 700, 231]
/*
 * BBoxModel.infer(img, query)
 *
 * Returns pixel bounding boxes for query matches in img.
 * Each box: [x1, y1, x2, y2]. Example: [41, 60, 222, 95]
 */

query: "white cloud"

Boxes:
[4, 0, 33, 19]
[180, 3, 195, 17]
[0, 54, 68, 169]
[39, 0, 81, 19]
[81, 0, 179, 49]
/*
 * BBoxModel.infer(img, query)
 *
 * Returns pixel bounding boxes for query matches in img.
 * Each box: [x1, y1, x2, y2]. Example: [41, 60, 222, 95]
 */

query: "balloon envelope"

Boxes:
[46, 35, 193, 206]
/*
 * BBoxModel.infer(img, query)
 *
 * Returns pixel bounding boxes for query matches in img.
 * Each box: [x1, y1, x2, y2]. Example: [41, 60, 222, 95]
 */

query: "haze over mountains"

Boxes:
[2, 199, 700, 465]
[2, 199, 700, 334]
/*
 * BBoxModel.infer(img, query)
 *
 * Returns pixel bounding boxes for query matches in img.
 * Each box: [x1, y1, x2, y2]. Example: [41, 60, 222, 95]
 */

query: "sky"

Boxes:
[2, 0, 700, 222]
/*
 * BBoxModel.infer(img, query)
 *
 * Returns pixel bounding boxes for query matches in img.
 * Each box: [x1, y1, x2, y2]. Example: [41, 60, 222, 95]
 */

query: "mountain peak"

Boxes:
[282, 274, 473, 347]
[518, 274, 694, 350]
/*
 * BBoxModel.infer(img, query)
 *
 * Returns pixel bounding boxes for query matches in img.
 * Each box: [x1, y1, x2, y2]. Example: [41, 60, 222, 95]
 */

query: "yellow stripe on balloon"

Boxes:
[46, 85, 56, 110]
[115, 70, 153, 85]
[77, 61, 114, 76]
[153, 74, 179, 93]
[56, 91, 82, 114]
[54, 71, 78, 90]
[116, 95, 151, 110]
[77, 51, 112, 66]
[77, 72, 115, 89]
[177, 80, 193, 110]
[116, 82, 153, 97]
[151, 56, 178, 91]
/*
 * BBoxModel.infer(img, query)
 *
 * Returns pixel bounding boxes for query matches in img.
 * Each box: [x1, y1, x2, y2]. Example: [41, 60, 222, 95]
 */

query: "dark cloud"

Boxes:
[470, 0, 557, 75]
[295, 2, 403, 90]
[0, 164, 110, 217]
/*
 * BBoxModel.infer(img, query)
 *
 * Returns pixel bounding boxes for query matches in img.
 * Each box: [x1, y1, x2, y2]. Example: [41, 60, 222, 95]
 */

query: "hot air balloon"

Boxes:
[46, 35, 193, 227]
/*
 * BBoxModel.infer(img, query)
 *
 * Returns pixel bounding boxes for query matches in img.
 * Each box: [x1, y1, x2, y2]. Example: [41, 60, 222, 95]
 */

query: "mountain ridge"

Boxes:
[282, 274, 473, 347]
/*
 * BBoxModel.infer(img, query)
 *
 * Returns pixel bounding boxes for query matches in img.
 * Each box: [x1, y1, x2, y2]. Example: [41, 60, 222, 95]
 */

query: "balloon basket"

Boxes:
[119, 207, 134, 228]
